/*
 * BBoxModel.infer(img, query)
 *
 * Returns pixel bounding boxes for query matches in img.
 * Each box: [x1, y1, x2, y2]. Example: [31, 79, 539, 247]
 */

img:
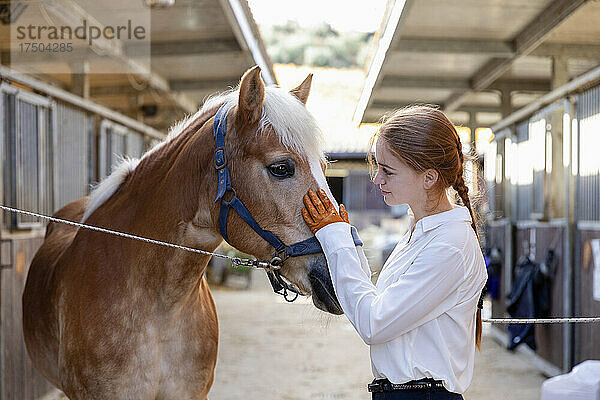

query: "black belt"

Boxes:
[368, 378, 446, 393]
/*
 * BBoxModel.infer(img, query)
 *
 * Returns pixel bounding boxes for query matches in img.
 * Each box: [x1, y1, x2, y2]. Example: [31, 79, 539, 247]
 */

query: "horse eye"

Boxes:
[268, 162, 294, 178]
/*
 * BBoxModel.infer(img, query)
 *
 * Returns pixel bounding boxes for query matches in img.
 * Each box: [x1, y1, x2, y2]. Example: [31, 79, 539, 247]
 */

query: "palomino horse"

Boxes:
[22, 66, 366, 399]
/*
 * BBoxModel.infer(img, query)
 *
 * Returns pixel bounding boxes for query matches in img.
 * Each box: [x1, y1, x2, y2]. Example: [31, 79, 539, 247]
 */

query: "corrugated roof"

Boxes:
[354, 0, 600, 128]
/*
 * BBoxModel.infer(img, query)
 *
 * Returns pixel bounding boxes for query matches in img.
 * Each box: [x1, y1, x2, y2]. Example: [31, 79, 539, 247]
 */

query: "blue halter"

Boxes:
[212, 104, 363, 300]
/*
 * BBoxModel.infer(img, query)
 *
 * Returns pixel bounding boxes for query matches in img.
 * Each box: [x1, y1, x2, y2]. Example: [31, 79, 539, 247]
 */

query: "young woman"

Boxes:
[302, 106, 488, 399]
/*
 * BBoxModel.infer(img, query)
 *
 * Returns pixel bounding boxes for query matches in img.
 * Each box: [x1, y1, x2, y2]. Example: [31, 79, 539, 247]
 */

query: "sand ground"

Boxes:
[207, 270, 547, 400]
[44, 269, 546, 400]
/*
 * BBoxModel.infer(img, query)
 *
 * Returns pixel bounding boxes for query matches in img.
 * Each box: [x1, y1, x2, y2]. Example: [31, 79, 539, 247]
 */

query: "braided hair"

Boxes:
[452, 137, 483, 351]
[453, 140, 478, 237]
[369, 105, 484, 351]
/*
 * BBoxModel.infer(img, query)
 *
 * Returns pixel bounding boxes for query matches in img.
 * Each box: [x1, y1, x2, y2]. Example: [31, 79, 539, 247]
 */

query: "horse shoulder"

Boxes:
[23, 196, 90, 388]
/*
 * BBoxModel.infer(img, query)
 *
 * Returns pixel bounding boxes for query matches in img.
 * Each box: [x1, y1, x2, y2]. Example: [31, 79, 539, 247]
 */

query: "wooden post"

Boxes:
[501, 89, 512, 118]
[70, 61, 90, 99]
[548, 56, 569, 219]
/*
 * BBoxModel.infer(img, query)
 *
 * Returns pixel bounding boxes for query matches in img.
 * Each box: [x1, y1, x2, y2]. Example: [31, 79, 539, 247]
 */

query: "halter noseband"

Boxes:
[213, 103, 363, 302]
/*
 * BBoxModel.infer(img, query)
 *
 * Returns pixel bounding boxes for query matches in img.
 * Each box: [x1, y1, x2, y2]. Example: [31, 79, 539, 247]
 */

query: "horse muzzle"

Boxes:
[308, 258, 343, 315]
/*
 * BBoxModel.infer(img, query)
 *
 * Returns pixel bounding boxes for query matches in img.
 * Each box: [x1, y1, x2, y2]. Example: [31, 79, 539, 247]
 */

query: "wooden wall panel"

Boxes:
[1, 236, 55, 400]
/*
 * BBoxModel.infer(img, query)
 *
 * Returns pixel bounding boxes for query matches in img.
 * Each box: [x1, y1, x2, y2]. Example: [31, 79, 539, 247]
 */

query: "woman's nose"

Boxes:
[373, 170, 384, 185]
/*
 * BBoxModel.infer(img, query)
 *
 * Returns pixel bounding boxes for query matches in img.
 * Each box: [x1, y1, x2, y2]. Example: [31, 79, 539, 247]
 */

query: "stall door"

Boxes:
[0, 85, 55, 399]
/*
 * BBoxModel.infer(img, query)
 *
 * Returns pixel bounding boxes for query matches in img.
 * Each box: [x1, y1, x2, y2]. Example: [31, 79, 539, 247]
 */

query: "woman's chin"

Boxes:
[383, 196, 397, 206]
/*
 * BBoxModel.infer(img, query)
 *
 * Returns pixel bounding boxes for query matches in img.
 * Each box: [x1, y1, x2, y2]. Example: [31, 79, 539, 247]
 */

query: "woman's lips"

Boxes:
[380, 188, 391, 195]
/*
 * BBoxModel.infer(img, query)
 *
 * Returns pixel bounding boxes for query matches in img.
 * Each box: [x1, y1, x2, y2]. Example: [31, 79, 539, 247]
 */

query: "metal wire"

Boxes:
[482, 317, 600, 324]
[0, 204, 256, 267]
[2, 204, 600, 325]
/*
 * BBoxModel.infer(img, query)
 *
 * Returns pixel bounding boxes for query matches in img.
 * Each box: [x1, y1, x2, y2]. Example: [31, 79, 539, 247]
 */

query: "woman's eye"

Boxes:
[268, 163, 295, 178]
[378, 165, 392, 176]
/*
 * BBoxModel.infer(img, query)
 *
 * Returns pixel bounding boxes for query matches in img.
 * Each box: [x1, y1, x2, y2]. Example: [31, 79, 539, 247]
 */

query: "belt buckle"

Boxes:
[367, 383, 382, 393]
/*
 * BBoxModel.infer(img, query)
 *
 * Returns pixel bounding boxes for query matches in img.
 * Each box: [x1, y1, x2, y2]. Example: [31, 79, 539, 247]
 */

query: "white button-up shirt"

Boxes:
[314, 206, 487, 394]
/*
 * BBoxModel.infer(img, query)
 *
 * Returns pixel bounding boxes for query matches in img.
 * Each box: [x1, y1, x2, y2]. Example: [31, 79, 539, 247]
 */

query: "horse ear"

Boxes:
[290, 73, 312, 105]
[237, 66, 265, 128]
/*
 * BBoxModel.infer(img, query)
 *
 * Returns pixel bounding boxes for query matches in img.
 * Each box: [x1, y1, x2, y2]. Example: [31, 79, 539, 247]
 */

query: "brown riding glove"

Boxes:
[302, 188, 349, 233]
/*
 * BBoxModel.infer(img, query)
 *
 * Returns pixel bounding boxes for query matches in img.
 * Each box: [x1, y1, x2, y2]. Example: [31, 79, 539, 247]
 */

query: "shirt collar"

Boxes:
[408, 205, 472, 234]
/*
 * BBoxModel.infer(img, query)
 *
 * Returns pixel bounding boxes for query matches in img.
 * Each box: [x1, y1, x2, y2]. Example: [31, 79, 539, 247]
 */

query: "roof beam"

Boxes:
[457, 105, 503, 115]
[491, 79, 550, 92]
[370, 101, 502, 114]
[169, 78, 240, 92]
[363, 107, 503, 125]
[394, 37, 600, 60]
[380, 75, 550, 92]
[90, 78, 240, 96]
[492, 64, 600, 132]
[125, 38, 242, 57]
[395, 37, 514, 57]
[90, 85, 152, 97]
[514, 0, 589, 54]
[381, 76, 470, 90]
[444, 0, 590, 112]
[40, 0, 196, 113]
[532, 42, 600, 59]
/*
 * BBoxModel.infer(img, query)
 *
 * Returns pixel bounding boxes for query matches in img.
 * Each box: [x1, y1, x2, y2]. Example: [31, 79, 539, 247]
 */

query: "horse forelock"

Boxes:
[260, 86, 324, 162]
[81, 84, 324, 223]
[196, 86, 325, 161]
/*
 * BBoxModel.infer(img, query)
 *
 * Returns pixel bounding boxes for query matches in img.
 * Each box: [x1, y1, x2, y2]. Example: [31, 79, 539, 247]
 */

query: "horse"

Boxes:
[22, 66, 366, 400]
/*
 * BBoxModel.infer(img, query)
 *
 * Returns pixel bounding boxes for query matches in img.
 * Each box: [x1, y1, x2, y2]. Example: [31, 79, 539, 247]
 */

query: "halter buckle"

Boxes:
[214, 147, 227, 170]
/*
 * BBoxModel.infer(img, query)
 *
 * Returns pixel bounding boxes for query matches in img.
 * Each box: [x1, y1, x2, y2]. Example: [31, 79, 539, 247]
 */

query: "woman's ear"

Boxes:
[422, 168, 439, 190]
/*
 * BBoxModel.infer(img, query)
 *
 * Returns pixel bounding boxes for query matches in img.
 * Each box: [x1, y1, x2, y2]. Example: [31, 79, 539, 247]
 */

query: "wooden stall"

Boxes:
[572, 83, 600, 364]
[0, 72, 163, 400]
[513, 223, 567, 370]
[485, 66, 600, 374]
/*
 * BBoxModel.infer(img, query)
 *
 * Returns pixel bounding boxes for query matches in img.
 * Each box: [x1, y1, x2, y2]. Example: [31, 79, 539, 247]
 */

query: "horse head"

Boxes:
[208, 66, 345, 314]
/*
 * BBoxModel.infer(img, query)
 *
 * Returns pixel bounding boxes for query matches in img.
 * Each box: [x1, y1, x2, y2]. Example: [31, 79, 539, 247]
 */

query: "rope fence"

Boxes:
[482, 317, 600, 324]
[2, 205, 600, 326]
[0, 205, 234, 261]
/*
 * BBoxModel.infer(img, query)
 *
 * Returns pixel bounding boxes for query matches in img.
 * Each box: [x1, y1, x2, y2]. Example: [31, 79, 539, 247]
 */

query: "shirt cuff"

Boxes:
[315, 222, 355, 254]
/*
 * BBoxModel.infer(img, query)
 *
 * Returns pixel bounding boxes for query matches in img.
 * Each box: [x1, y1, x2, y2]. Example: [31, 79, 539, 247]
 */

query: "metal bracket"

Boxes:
[0, 238, 13, 269]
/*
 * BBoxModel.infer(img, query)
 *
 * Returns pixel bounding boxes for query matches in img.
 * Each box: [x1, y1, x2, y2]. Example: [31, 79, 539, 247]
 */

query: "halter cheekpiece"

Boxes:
[212, 103, 363, 302]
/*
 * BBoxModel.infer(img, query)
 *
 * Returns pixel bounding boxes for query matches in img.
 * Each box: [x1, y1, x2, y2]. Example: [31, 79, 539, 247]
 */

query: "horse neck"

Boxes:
[92, 112, 223, 300]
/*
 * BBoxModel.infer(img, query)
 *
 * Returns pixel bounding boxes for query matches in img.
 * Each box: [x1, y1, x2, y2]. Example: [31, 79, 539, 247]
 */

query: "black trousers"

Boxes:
[372, 391, 463, 400]
[370, 379, 464, 400]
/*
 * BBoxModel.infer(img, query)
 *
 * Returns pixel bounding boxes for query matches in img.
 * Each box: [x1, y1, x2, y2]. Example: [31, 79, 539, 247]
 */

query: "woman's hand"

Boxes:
[302, 188, 349, 233]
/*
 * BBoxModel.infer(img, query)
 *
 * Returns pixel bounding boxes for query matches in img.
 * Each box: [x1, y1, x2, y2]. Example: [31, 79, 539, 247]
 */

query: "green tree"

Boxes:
[261, 22, 373, 68]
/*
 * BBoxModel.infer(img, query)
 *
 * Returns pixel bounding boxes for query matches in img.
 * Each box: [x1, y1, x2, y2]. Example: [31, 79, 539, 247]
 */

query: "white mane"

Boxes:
[80, 157, 140, 222]
[81, 85, 324, 223]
